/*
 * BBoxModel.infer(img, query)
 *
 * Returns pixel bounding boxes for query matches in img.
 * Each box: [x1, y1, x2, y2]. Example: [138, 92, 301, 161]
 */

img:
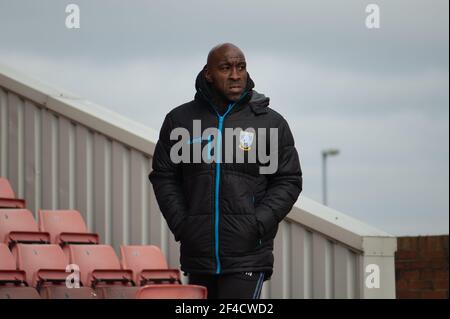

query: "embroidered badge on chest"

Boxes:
[239, 130, 254, 151]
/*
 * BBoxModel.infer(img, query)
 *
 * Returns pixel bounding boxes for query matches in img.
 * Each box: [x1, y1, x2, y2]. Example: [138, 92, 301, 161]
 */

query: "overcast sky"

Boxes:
[0, 0, 448, 236]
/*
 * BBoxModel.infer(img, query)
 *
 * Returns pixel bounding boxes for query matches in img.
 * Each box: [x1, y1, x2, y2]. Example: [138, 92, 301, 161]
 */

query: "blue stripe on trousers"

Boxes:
[252, 272, 265, 299]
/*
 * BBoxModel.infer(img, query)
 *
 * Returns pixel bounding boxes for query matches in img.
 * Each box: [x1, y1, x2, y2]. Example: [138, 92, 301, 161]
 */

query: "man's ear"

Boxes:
[204, 67, 213, 83]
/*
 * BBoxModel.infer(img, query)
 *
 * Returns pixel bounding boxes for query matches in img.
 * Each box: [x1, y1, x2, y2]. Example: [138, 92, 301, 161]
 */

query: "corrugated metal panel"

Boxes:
[0, 67, 397, 298]
[0, 89, 159, 249]
[263, 220, 360, 299]
[0, 87, 188, 279]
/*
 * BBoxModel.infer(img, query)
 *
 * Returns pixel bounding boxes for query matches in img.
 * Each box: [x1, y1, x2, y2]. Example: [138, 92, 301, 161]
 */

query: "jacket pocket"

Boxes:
[180, 215, 213, 257]
[220, 214, 260, 256]
[220, 170, 256, 216]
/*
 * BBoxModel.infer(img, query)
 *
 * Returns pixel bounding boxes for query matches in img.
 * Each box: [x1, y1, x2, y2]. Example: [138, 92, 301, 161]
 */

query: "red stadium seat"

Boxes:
[68, 245, 137, 299]
[0, 178, 26, 209]
[0, 243, 40, 299]
[38, 209, 99, 246]
[0, 244, 20, 271]
[120, 245, 181, 285]
[0, 287, 41, 299]
[0, 209, 50, 249]
[136, 284, 207, 299]
[16, 244, 98, 299]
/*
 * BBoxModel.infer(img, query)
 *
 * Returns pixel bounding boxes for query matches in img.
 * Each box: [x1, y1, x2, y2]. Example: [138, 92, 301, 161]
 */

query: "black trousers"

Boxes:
[188, 272, 265, 299]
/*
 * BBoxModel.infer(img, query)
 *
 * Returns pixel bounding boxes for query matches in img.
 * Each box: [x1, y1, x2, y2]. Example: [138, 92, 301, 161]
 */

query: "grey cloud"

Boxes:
[0, 0, 448, 73]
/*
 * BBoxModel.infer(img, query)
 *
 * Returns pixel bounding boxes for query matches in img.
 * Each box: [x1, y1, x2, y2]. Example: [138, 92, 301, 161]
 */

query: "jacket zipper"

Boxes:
[199, 89, 248, 274]
[214, 104, 233, 274]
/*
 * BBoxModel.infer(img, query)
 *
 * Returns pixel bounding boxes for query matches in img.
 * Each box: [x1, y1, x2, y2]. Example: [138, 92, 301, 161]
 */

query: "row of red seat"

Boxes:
[0, 177, 206, 299]
[0, 243, 205, 299]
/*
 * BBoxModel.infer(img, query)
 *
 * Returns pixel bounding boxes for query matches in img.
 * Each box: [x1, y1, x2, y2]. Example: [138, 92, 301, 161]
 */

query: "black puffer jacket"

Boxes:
[149, 68, 302, 281]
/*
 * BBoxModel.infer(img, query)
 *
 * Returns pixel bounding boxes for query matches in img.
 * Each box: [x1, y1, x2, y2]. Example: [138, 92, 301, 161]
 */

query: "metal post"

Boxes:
[321, 149, 339, 206]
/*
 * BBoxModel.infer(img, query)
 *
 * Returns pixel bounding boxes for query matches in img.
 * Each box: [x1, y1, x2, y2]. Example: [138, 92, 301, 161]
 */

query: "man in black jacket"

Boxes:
[149, 43, 302, 299]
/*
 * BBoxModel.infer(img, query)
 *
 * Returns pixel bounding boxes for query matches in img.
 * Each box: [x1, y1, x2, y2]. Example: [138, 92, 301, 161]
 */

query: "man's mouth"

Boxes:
[229, 85, 242, 93]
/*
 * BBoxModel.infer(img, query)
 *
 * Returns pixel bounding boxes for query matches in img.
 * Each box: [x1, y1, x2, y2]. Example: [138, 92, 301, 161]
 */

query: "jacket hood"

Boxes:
[248, 90, 270, 115]
[194, 66, 269, 115]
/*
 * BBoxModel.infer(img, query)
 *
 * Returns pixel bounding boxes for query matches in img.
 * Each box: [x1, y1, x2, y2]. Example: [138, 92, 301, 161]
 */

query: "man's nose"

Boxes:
[230, 67, 240, 80]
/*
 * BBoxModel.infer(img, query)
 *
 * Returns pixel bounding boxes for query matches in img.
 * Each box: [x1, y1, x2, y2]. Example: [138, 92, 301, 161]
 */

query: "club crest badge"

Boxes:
[239, 130, 254, 151]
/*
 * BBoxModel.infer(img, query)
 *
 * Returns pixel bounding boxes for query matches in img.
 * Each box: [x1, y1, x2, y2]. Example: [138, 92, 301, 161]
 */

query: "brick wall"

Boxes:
[395, 235, 449, 299]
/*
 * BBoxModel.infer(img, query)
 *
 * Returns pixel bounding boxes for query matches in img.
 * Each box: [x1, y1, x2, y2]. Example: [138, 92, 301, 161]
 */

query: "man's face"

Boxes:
[206, 47, 248, 102]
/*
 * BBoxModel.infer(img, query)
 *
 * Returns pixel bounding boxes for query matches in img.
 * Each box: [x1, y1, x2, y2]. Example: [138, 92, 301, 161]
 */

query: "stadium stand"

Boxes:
[38, 209, 100, 246]
[120, 245, 181, 285]
[16, 244, 98, 299]
[0, 177, 208, 299]
[0, 209, 50, 250]
[68, 244, 138, 299]
[0, 243, 41, 299]
[136, 284, 207, 299]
